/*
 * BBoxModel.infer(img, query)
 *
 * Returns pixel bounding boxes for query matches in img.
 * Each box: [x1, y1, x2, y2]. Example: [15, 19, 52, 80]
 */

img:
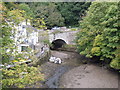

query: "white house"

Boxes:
[13, 20, 39, 53]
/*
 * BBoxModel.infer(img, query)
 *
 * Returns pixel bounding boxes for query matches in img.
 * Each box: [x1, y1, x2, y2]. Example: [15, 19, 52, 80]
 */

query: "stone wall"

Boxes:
[28, 30, 51, 66]
[49, 30, 78, 45]
[30, 45, 51, 66]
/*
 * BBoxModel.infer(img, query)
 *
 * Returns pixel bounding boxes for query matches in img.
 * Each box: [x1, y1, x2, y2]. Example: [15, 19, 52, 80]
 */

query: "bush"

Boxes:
[2, 64, 44, 88]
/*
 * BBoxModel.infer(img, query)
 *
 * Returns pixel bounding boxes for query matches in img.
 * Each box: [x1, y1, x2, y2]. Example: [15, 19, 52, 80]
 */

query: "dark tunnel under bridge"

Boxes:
[50, 39, 66, 50]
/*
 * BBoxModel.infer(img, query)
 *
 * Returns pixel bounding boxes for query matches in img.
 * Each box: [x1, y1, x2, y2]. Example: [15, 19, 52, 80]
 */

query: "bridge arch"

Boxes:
[50, 39, 66, 49]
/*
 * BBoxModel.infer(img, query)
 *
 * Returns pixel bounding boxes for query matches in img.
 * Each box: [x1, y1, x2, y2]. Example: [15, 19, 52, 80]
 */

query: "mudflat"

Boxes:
[59, 64, 118, 88]
[40, 50, 118, 88]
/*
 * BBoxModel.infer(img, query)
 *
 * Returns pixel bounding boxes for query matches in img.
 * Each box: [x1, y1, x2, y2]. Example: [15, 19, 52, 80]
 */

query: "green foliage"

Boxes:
[18, 3, 46, 30]
[2, 64, 44, 88]
[110, 46, 120, 69]
[19, 3, 33, 20]
[7, 9, 25, 24]
[31, 18, 46, 29]
[56, 2, 91, 27]
[29, 3, 64, 29]
[42, 39, 50, 45]
[71, 28, 78, 31]
[110, 59, 120, 70]
[0, 3, 14, 64]
[91, 47, 101, 56]
[4, 2, 18, 10]
[28, 2, 91, 28]
[76, 2, 119, 69]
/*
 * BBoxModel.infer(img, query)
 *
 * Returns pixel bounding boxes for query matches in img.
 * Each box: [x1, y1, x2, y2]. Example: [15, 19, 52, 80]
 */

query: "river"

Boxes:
[40, 50, 119, 88]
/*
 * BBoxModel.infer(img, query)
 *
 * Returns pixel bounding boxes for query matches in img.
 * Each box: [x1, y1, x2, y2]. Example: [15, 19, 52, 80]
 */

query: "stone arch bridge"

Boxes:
[48, 30, 78, 49]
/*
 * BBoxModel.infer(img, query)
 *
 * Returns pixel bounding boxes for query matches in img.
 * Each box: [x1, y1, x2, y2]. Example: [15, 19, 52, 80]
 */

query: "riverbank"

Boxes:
[39, 50, 118, 88]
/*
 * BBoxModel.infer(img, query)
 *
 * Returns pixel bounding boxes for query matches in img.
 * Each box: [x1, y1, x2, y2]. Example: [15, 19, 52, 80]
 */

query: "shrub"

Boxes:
[2, 64, 44, 88]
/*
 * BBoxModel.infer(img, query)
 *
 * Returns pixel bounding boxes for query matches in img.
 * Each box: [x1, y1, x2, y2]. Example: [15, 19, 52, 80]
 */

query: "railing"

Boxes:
[0, 59, 32, 69]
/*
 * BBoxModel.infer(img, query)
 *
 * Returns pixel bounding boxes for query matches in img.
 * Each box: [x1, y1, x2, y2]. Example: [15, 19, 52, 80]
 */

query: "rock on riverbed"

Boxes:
[49, 56, 62, 64]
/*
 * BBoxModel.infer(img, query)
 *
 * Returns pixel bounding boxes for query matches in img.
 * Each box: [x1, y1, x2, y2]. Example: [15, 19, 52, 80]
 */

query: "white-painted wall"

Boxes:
[14, 20, 39, 52]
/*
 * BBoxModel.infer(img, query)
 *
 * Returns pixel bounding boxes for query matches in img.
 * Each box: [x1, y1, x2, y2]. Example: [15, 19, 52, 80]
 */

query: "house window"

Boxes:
[22, 25, 25, 29]
[21, 46, 28, 52]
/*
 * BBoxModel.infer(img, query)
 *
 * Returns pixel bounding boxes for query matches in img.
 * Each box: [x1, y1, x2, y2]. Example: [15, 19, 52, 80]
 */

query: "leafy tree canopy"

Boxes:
[18, 3, 33, 20]
[28, 2, 64, 29]
[76, 2, 120, 69]
[27, 2, 91, 28]
[56, 2, 91, 27]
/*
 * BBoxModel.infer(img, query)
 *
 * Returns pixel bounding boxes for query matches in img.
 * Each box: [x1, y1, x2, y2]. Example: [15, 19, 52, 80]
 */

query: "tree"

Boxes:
[2, 64, 44, 88]
[31, 18, 46, 29]
[18, 3, 33, 21]
[27, 2, 91, 28]
[28, 3, 64, 29]
[76, 2, 120, 69]
[0, 2, 14, 64]
[56, 2, 91, 27]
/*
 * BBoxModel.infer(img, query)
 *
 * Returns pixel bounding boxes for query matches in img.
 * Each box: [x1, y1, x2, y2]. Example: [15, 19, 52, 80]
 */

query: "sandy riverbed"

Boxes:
[40, 50, 118, 88]
[60, 64, 118, 88]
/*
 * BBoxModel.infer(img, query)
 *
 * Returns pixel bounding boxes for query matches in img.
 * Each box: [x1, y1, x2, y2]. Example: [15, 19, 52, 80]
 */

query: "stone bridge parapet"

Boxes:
[49, 30, 78, 45]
